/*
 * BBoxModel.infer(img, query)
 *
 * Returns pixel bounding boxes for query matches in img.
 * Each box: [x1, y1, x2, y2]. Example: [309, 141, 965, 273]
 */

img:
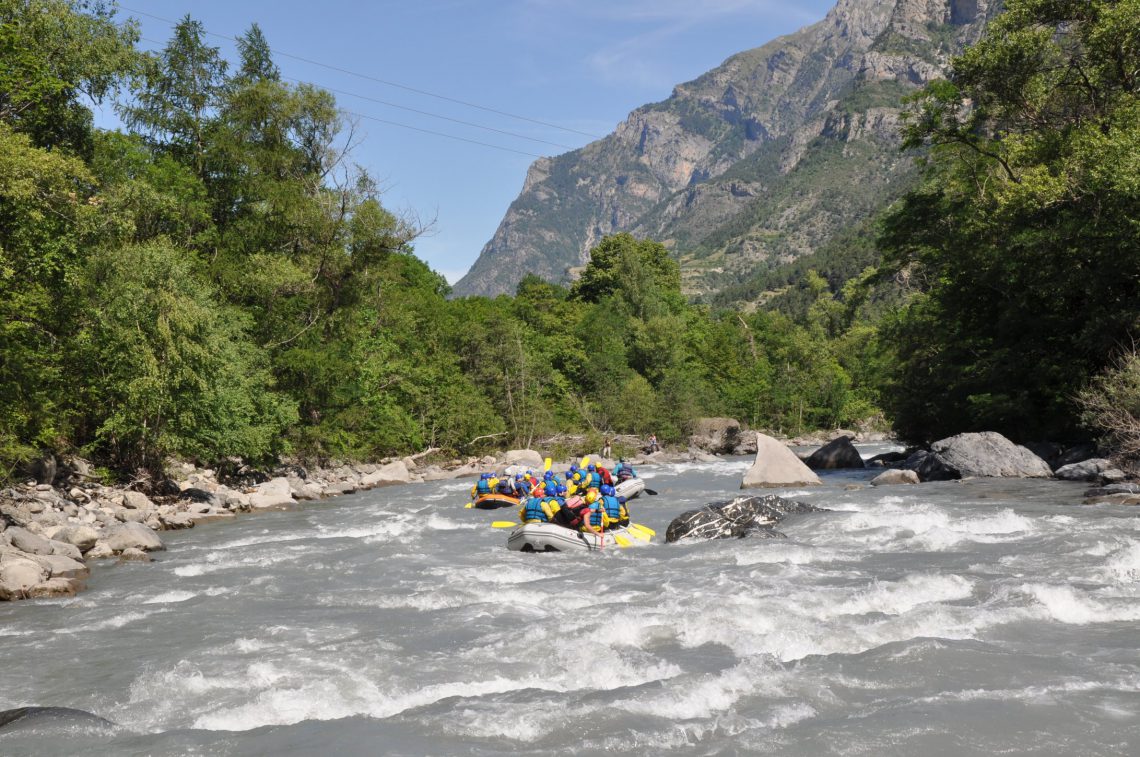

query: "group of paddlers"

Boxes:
[470, 461, 638, 535]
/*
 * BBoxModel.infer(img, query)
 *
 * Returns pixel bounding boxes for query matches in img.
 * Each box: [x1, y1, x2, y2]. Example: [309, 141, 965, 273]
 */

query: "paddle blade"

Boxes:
[624, 528, 650, 542]
[465, 503, 474, 509]
[543, 457, 552, 472]
[614, 534, 632, 547]
[581, 456, 590, 468]
[644, 488, 658, 496]
[630, 523, 656, 537]
[491, 521, 519, 529]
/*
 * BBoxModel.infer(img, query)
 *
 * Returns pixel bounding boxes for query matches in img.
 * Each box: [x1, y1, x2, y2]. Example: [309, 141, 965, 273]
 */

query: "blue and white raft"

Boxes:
[506, 523, 642, 552]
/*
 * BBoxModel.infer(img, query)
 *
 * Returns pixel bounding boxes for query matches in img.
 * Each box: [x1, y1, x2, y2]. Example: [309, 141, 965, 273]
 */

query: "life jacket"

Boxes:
[616, 466, 634, 482]
[522, 497, 550, 522]
[587, 502, 605, 528]
[598, 467, 613, 486]
[601, 494, 624, 521]
[496, 480, 514, 496]
[584, 472, 602, 490]
[557, 497, 591, 529]
[475, 478, 493, 496]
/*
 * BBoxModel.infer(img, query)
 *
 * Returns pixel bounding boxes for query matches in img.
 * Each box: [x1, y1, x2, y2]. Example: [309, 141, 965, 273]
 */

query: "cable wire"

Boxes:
[119, 4, 603, 139]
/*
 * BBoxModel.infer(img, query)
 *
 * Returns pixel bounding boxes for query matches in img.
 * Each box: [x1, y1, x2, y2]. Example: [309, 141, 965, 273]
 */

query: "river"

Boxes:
[2, 448, 1139, 755]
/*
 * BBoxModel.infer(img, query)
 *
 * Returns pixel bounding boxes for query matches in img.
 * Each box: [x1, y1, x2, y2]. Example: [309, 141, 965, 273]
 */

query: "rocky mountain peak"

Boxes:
[452, 0, 998, 299]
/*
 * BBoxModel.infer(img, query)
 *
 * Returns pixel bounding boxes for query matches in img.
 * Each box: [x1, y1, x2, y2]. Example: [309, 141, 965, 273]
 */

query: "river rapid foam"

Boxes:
[1, 455, 1138, 755]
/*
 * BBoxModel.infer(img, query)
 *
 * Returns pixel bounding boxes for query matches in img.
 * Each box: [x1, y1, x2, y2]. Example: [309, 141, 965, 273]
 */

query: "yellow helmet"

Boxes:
[585, 490, 598, 504]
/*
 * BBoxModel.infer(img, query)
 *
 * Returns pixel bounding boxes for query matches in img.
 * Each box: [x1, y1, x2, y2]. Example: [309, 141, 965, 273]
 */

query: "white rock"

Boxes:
[0, 555, 48, 600]
[103, 522, 165, 553]
[85, 541, 115, 559]
[360, 460, 412, 487]
[740, 434, 823, 489]
[121, 491, 155, 510]
[248, 477, 296, 509]
[7, 527, 53, 555]
[53, 524, 100, 552]
[870, 469, 921, 486]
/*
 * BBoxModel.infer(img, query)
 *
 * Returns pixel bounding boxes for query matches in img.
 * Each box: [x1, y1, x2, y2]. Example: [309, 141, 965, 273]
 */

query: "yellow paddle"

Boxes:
[492, 521, 518, 529]
[629, 523, 655, 537]
[623, 527, 650, 542]
[543, 457, 552, 472]
[465, 503, 474, 509]
[580, 456, 590, 468]
[613, 533, 632, 547]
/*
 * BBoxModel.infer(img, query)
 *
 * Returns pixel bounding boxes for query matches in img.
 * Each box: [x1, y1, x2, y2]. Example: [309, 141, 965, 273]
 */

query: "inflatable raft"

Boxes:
[470, 493, 520, 510]
[614, 478, 646, 500]
[507, 523, 640, 552]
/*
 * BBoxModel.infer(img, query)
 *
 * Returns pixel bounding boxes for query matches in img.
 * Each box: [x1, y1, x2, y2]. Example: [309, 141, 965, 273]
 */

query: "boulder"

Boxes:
[1054, 442, 1099, 469]
[1055, 458, 1126, 484]
[0, 556, 47, 600]
[159, 512, 196, 530]
[118, 547, 152, 562]
[85, 541, 114, 560]
[26, 553, 89, 580]
[870, 469, 921, 486]
[666, 495, 825, 542]
[102, 522, 165, 553]
[908, 432, 1053, 481]
[741, 434, 822, 489]
[121, 491, 155, 510]
[7, 526, 53, 556]
[499, 449, 545, 469]
[1084, 483, 1140, 498]
[804, 436, 865, 470]
[248, 477, 296, 509]
[688, 418, 742, 454]
[27, 577, 81, 598]
[48, 539, 83, 561]
[178, 488, 221, 507]
[360, 460, 412, 487]
[733, 432, 759, 456]
[866, 451, 908, 468]
[116, 508, 150, 523]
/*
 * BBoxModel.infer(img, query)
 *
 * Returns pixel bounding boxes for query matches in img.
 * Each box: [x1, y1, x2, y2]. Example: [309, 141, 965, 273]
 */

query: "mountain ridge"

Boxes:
[453, 0, 999, 300]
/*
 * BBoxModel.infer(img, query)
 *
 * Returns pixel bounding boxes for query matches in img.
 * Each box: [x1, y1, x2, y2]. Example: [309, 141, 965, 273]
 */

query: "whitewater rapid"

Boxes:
[2, 453, 1138, 755]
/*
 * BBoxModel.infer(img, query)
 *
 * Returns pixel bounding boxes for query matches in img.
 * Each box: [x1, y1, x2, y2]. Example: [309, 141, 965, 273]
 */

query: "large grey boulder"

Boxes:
[54, 525, 100, 553]
[7, 527, 53, 556]
[689, 418, 742, 454]
[248, 477, 296, 509]
[666, 495, 825, 542]
[360, 460, 412, 487]
[499, 449, 545, 469]
[0, 555, 48, 600]
[804, 436, 865, 470]
[870, 469, 920, 486]
[908, 432, 1052, 481]
[1055, 458, 1126, 484]
[102, 522, 165, 553]
[741, 434, 822, 488]
[121, 491, 155, 510]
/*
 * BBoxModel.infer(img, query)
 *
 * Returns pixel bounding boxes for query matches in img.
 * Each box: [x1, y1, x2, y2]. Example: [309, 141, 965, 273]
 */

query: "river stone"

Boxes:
[1054, 442, 1099, 469]
[160, 512, 196, 530]
[1055, 459, 1126, 484]
[500, 449, 545, 469]
[178, 488, 221, 507]
[360, 460, 412, 487]
[85, 541, 114, 559]
[26, 553, 89, 580]
[7, 527, 53, 556]
[118, 547, 152, 562]
[121, 491, 155, 510]
[0, 556, 47, 600]
[1084, 483, 1140, 497]
[666, 494, 825, 543]
[48, 539, 83, 561]
[912, 432, 1053, 481]
[805, 436, 865, 470]
[27, 577, 82, 598]
[248, 477, 296, 508]
[741, 434, 822, 489]
[870, 469, 920, 486]
[689, 418, 742, 454]
[116, 507, 150, 523]
[103, 522, 165, 553]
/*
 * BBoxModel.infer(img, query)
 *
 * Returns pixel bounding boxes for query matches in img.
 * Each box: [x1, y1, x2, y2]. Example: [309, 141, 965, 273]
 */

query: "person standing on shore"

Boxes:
[602, 436, 612, 458]
[647, 433, 660, 453]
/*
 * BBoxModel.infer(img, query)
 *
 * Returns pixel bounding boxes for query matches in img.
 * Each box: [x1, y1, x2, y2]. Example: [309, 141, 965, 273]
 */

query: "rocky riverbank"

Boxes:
[0, 444, 719, 602]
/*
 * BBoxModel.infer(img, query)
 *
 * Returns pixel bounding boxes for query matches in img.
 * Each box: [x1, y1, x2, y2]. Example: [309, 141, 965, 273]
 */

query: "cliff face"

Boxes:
[453, 0, 999, 299]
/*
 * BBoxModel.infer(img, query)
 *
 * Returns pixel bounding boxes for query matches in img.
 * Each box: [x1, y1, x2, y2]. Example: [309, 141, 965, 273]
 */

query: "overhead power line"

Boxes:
[119, 4, 603, 140]
[135, 36, 547, 159]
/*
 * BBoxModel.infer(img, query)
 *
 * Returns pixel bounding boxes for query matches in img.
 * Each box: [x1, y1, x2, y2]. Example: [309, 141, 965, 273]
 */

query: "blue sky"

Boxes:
[102, 1, 836, 284]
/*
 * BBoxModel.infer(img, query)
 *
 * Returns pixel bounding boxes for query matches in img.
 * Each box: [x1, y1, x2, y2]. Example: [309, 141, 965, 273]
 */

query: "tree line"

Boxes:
[0, 1, 878, 480]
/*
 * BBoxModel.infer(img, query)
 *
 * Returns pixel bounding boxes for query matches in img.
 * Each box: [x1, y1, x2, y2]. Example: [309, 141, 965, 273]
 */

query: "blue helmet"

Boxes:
[601, 484, 615, 496]
[569, 464, 579, 473]
[544, 470, 554, 479]
[480, 472, 489, 480]
[556, 484, 567, 496]
[515, 473, 523, 481]
[587, 464, 596, 472]
[525, 469, 533, 476]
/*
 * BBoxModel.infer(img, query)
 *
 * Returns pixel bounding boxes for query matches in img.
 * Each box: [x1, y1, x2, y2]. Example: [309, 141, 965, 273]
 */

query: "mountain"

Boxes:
[452, 0, 1000, 300]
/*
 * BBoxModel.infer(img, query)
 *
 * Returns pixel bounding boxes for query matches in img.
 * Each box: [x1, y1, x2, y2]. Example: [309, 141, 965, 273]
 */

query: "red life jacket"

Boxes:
[598, 467, 613, 486]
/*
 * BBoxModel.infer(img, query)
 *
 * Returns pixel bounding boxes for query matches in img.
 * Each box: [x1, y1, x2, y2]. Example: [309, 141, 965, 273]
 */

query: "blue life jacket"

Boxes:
[585, 472, 602, 489]
[587, 502, 604, 528]
[523, 497, 549, 522]
[496, 480, 514, 495]
[601, 494, 623, 521]
[475, 479, 493, 496]
[616, 465, 635, 481]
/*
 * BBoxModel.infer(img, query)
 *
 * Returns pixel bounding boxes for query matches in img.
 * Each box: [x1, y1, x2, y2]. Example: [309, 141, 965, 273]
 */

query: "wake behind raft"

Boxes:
[506, 523, 644, 552]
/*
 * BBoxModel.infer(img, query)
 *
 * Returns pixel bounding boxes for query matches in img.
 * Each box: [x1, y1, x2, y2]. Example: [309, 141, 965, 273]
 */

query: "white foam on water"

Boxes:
[141, 590, 197, 604]
[1103, 541, 1140, 582]
[615, 657, 786, 720]
[817, 502, 1038, 552]
[1022, 583, 1140, 624]
[55, 609, 164, 634]
[171, 549, 299, 577]
[732, 542, 834, 566]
